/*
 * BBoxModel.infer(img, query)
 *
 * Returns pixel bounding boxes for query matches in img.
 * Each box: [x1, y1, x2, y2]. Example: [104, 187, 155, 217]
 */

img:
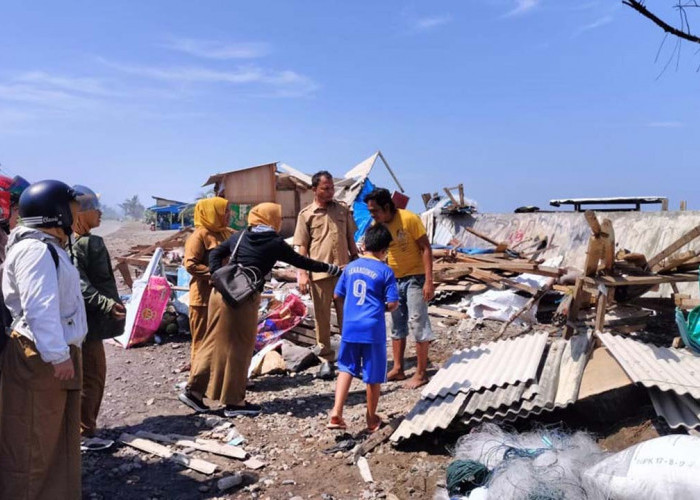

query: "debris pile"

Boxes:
[115, 227, 193, 289]
[556, 213, 700, 335]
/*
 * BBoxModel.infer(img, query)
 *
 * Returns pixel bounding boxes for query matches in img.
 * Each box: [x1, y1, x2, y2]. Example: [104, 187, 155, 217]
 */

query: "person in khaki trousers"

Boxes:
[179, 203, 341, 417]
[71, 185, 126, 439]
[183, 197, 232, 371]
[1, 180, 88, 500]
[294, 171, 359, 379]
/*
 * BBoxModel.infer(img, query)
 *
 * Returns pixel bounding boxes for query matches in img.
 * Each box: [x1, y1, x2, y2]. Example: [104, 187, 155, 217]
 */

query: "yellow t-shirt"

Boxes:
[385, 209, 427, 279]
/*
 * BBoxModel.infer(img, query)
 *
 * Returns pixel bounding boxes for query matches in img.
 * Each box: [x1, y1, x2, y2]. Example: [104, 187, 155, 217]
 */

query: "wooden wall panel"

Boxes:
[223, 164, 277, 205]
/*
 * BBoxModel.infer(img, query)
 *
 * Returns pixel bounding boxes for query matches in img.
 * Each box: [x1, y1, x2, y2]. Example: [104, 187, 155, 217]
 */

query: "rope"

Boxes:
[446, 459, 491, 496]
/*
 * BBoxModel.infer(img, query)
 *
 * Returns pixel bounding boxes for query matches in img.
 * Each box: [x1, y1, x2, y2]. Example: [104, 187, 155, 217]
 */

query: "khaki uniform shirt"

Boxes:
[294, 200, 357, 281]
[184, 226, 233, 306]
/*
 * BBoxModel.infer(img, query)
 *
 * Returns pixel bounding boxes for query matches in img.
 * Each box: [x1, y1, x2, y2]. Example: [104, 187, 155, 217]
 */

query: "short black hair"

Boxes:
[364, 224, 393, 253]
[311, 171, 333, 188]
[363, 188, 395, 212]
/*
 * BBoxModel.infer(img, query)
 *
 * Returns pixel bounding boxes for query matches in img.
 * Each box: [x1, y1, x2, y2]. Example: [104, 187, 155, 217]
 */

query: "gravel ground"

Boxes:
[80, 222, 668, 500]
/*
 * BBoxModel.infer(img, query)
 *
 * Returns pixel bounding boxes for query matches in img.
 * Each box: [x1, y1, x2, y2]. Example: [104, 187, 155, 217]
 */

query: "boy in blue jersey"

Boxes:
[327, 224, 399, 432]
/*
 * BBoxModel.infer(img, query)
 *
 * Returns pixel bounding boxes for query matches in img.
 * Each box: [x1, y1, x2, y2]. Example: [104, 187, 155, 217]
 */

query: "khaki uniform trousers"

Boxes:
[0, 332, 82, 500]
[188, 305, 208, 365]
[80, 338, 106, 437]
[310, 276, 343, 362]
[188, 289, 261, 406]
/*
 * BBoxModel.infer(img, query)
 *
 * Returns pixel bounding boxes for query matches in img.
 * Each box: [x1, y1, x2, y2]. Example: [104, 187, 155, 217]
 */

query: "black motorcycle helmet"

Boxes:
[19, 180, 79, 235]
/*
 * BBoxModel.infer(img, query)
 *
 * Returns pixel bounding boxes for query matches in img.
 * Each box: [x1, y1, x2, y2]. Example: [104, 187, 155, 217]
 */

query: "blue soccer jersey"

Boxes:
[334, 256, 399, 344]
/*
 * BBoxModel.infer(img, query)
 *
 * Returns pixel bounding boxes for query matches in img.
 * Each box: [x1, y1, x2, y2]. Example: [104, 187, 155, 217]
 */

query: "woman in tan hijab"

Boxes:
[180, 203, 340, 417]
[183, 197, 232, 371]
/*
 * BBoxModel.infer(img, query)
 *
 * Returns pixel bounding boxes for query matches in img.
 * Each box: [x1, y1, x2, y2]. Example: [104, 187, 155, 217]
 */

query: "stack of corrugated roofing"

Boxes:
[598, 332, 700, 430]
[391, 332, 592, 442]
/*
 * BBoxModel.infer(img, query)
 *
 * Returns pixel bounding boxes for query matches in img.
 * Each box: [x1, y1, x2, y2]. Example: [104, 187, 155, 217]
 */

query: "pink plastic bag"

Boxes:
[126, 276, 171, 348]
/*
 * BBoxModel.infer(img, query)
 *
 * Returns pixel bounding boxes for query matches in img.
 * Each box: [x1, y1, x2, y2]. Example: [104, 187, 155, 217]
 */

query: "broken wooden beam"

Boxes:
[648, 225, 700, 271]
[584, 273, 699, 287]
[134, 431, 247, 460]
[428, 306, 467, 319]
[465, 227, 505, 249]
[120, 433, 218, 475]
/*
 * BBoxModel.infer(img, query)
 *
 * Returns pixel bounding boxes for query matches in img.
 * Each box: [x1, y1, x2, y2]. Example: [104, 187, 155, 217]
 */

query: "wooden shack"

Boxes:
[203, 162, 314, 237]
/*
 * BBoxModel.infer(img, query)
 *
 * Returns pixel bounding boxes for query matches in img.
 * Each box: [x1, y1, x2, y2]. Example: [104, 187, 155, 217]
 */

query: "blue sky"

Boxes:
[0, 0, 699, 213]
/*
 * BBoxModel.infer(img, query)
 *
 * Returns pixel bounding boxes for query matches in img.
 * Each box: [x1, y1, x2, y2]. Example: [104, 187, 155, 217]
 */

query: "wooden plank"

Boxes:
[657, 251, 698, 273]
[438, 261, 561, 278]
[120, 433, 218, 475]
[675, 296, 700, 310]
[428, 306, 467, 319]
[578, 347, 633, 400]
[584, 273, 699, 287]
[584, 210, 602, 236]
[600, 219, 615, 273]
[648, 225, 700, 270]
[135, 431, 247, 460]
[594, 287, 608, 332]
[443, 187, 459, 206]
[115, 260, 134, 289]
[565, 278, 585, 339]
[465, 227, 502, 248]
[355, 417, 402, 458]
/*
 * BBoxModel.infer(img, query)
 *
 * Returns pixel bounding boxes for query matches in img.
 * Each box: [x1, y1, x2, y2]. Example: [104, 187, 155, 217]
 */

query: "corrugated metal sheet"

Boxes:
[421, 333, 549, 400]
[598, 332, 700, 398]
[461, 333, 591, 425]
[649, 388, 700, 430]
[392, 333, 591, 442]
[390, 392, 468, 442]
[462, 383, 538, 425]
[463, 381, 536, 415]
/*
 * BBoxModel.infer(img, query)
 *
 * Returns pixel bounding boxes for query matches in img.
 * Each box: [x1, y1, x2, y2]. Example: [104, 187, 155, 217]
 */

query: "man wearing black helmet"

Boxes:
[0, 180, 88, 499]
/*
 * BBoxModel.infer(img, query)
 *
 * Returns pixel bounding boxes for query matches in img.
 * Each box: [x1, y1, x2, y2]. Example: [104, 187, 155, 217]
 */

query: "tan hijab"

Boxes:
[247, 203, 282, 232]
[194, 197, 230, 239]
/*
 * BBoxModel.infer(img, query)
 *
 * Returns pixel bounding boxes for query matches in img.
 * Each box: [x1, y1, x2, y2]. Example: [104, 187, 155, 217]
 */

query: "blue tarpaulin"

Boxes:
[431, 244, 495, 255]
[353, 179, 375, 242]
[148, 204, 186, 214]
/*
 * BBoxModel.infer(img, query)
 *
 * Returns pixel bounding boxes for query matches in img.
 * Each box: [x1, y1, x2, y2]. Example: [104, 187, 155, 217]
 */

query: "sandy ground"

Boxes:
[80, 222, 670, 500]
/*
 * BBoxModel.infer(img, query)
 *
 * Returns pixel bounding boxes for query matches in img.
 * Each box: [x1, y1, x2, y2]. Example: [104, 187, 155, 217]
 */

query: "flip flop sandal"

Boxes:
[366, 415, 382, 433]
[81, 437, 115, 452]
[326, 416, 348, 430]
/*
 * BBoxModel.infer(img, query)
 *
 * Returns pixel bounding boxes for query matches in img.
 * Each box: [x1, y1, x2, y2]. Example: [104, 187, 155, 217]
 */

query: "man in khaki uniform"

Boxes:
[294, 171, 359, 379]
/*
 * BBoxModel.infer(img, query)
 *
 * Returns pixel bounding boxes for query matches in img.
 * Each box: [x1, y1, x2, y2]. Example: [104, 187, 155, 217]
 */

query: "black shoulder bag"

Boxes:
[210, 231, 264, 307]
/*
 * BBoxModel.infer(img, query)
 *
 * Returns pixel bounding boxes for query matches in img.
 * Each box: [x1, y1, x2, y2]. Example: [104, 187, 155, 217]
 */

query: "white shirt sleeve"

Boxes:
[14, 244, 69, 364]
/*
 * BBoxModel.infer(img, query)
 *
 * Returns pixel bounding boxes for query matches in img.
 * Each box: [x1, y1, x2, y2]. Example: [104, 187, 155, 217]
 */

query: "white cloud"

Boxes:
[647, 121, 684, 128]
[162, 38, 270, 59]
[102, 60, 318, 98]
[411, 15, 452, 32]
[572, 15, 614, 37]
[505, 0, 541, 17]
[0, 71, 122, 111]
[15, 71, 116, 96]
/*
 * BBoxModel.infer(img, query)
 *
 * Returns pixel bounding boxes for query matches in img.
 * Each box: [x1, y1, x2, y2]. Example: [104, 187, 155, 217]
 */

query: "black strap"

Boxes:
[231, 230, 246, 263]
[45, 242, 59, 269]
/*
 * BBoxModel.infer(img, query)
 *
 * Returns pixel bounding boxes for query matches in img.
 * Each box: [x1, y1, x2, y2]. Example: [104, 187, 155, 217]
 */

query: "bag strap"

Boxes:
[231, 230, 246, 263]
[45, 242, 59, 269]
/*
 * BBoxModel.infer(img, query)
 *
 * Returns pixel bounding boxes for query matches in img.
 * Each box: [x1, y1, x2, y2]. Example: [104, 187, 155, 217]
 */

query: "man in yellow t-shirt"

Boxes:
[364, 188, 434, 389]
